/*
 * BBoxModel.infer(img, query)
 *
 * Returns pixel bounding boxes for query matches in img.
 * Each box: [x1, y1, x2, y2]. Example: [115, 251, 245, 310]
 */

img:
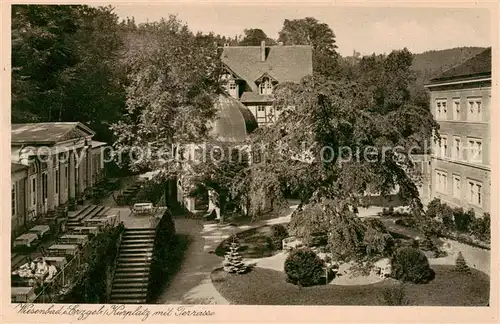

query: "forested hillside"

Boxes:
[411, 47, 486, 83]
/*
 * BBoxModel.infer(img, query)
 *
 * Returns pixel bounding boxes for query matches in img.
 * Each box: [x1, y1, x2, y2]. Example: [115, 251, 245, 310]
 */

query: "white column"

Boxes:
[69, 151, 75, 199]
[87, 148, 93, 187]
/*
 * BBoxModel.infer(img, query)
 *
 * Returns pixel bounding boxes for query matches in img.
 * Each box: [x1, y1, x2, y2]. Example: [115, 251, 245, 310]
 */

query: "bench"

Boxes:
[133, 202, 153, 214]
[282, 236, 304, 251]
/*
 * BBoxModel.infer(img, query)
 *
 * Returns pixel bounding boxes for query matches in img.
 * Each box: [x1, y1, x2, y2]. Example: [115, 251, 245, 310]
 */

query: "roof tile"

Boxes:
[221, 44, 313, 93]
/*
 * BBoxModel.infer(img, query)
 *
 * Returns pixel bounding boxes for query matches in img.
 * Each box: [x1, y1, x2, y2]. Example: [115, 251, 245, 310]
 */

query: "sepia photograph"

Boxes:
[6, 1, 496, 315]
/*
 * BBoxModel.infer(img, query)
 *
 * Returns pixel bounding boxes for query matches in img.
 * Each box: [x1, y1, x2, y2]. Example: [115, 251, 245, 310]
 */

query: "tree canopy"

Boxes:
[110, 16, 225, 175]
[238, 28, 276, 46]
[278, 17, 339, 79]
[12, 5, 126, 142]
[245, 48, 438, 256]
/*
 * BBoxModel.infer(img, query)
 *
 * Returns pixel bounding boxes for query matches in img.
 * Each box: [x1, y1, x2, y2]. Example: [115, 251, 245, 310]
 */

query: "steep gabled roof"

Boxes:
[221, 45, 313, 93]
[429, 47, 491, 83]
[11, 122, 95, 145]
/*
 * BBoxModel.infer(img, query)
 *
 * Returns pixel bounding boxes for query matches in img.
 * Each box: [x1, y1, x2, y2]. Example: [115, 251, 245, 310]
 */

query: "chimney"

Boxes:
[260, 40, 266, 62]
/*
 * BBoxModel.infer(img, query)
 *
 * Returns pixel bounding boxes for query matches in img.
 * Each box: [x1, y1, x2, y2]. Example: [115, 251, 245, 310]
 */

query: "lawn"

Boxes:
[211, 265, 489, 306]
[215, 225, 279, 258]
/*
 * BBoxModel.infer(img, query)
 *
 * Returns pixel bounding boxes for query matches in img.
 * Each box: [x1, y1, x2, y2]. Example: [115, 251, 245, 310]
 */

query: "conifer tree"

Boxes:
[455, 252, 471, 273]
[222, 238, 248, 274]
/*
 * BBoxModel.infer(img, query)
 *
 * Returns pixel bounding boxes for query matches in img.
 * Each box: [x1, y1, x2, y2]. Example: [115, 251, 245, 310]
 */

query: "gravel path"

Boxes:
[154, 217, 229, 305]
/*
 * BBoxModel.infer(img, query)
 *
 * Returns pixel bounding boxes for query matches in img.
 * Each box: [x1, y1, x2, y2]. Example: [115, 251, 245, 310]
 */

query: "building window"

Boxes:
[452, 175, 461, 198]
[65, 165, 69, 189]
[453, 136, 461, 160]
[42, 172, 48, 201]
[453, 99, 460, 120]
[31, 177, 36, 207]
[12, 183, 17, 216]
[229, 81, 236, 90]
[435, 99, 447, 120]
[467, 138, 482, 163]
[436, 170, 448, 194]
[257, 106, 265, 112]
[436, 135, 448, 158]
[467, 179, 482, 206]
[55, 168, 59, 194]
[259, 77, 273, 95]
[468, 98, 483, 121]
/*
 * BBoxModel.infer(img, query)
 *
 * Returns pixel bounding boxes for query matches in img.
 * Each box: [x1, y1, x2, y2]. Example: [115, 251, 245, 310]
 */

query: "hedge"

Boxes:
[147, 208, 176, 302]
[69, 223, 125, 303]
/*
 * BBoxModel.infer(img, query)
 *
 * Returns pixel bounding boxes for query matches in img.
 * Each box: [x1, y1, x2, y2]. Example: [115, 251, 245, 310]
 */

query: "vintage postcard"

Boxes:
[1, 0, 499, 323]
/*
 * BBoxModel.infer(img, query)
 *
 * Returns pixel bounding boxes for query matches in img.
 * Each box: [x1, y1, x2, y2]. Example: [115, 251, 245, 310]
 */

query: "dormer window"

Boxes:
[259, 77, 273, 95]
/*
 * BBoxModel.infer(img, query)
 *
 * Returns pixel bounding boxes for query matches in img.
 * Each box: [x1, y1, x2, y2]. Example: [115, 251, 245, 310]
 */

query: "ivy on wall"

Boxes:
[68, 223, 125, 303]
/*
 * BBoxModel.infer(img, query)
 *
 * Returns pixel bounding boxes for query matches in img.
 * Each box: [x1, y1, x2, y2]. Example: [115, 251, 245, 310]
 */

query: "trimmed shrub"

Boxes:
[148, 208, 176, 301]
[270, 224, 288, 250]
[419, 233, 437, 252]
[380, 284, 410, 306]
[455, 252, 471, 273]
[284, 248, 325, 287]
[223, 239, 248, 274]
[391, 247, 435, 284]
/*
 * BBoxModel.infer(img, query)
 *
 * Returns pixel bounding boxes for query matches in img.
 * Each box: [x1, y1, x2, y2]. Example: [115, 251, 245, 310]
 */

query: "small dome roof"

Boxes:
[209, 94, 257, 142]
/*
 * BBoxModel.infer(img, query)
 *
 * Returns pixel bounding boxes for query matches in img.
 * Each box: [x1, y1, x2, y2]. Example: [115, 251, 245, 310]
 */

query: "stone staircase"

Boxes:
[109, 228, 155, 304]
[66, 205, 110, 231]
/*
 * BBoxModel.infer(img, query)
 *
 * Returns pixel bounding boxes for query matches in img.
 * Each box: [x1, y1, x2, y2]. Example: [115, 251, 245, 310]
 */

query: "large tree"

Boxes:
[278, 17, 339, 79]
[111, 16, 224, 175]
[238, 28, 275, 46]
[11, 5, 126, 142]
[245, 49, 438, 259]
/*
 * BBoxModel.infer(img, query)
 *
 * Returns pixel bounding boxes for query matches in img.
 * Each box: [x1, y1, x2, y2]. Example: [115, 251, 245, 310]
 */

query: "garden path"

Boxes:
[155, 216, 229, 305]
[201, 201, 300, 252]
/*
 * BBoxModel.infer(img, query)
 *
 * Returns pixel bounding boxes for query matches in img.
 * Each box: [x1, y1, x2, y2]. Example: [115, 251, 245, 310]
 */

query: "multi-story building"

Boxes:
[220, 41, 313, 126]
[425, 48, 491, 214]
[11, 122, 106, 235]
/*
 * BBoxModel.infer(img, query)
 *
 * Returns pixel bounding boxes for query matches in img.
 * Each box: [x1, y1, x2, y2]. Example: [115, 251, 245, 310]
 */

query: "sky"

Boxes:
[111, 4, 492, 56]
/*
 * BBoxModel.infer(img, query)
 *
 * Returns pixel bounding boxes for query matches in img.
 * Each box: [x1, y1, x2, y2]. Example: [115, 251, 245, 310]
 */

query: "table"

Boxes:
[59, 234, 89, 247]
[43, 256, 67, 269]
[11, 286, 36, 303]
[133, 202, 153, 214]
[73, 226, 99, 235]
[47, 244, 79, 257]
[13, 233, 39, 248]
[29, 225, 51, 238]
